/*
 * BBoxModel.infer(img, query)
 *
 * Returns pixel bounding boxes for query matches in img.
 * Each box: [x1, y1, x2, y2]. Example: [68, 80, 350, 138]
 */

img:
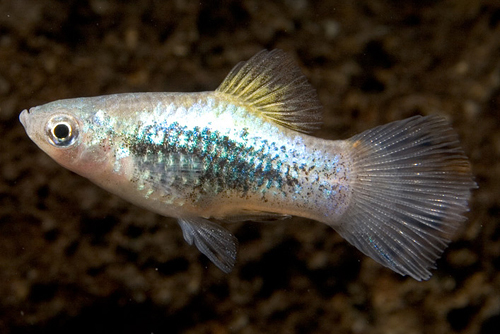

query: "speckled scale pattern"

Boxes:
[106, 93, 351, 221]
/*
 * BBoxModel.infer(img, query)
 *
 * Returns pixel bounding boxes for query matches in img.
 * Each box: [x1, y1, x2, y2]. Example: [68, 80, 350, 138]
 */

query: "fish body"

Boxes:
[19, 50, 476, 280]
[36, 92, 350, 223]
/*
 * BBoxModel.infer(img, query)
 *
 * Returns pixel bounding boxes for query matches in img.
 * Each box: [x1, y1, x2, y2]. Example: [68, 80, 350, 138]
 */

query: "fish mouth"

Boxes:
[19, 109, 29, 129]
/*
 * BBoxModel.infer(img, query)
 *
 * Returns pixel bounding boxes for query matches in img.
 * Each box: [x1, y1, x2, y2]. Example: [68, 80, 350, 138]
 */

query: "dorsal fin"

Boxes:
[215, 49, 323, 133]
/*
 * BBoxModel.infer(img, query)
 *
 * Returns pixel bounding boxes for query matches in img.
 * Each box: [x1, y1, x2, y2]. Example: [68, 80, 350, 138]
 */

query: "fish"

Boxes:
[19, 49, 476, 281]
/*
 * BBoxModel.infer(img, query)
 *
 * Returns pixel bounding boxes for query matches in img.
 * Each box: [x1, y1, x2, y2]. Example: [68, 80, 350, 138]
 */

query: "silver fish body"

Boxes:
[19, 50, 476, 280]
[22, 92, 350, 223]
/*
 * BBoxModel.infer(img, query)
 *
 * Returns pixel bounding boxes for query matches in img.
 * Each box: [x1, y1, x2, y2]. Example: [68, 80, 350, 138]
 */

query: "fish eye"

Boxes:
[54, 123, 70, 139]
[46, 115, 79, 147]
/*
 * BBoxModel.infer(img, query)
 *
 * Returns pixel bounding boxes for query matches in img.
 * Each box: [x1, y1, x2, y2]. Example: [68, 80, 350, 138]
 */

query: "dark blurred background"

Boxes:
[1, 1, 499, 333]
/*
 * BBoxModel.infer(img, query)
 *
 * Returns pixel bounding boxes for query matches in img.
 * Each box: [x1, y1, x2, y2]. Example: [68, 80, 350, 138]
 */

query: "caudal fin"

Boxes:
[336, 115, 476, 281]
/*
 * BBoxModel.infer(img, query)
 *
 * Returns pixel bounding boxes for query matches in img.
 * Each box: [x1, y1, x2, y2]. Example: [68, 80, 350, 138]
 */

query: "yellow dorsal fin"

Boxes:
[215, 49, 322, 133]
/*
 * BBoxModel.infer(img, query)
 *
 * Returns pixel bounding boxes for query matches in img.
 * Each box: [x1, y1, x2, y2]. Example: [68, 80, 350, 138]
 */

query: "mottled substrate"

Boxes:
[1, 1, 499, 334]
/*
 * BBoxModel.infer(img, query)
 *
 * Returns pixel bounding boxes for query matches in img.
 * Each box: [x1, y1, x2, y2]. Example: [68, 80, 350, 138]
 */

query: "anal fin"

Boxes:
[178, 217, 238, 273]
[223, 210, 291, 223]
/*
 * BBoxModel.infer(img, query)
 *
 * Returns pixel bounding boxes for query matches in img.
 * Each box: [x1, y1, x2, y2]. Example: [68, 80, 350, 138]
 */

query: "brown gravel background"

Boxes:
[1, 1, 499, 333]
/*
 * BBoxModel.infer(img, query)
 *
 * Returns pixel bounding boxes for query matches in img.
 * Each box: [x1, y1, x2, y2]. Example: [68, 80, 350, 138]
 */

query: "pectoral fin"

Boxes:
[178, 217, 238, 273]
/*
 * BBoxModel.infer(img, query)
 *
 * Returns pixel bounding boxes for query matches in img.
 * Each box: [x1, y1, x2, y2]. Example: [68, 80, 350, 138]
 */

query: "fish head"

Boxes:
[19, 98, 113, 178]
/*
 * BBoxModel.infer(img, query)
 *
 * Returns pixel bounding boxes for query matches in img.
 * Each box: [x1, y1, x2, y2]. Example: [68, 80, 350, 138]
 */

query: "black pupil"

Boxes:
[54, 124, 70, 139]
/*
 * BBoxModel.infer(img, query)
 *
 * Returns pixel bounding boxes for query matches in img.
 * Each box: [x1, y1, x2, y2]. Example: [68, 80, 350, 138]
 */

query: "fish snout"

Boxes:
[19, 109, 29, 128]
